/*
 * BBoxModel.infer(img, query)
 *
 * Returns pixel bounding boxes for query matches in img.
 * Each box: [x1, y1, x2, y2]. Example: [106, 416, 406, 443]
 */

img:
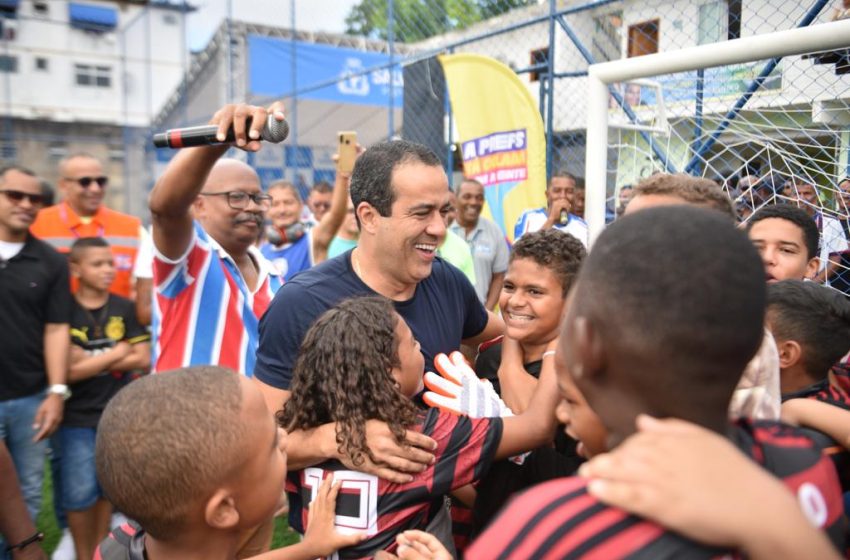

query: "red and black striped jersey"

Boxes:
[829, 362, 850, 402]
[467, 420, 847, 559]
[287, 408, 503, 559]
[782, 373, 850, 411]
[783, 371, 850, 492]
[95, 521, 146, 560]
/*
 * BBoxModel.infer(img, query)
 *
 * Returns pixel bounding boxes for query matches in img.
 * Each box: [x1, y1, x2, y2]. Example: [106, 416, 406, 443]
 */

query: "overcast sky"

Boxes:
[187, 0, 361, 50]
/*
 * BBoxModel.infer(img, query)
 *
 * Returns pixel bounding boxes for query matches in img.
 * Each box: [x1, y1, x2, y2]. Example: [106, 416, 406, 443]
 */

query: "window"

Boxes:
[628, 19, 659, 58]
[699, 1, 741, 44]
[698, 2, 727, 45]
[529, 47, 548, 82]
[69, 2, 117, 32]
[75, 64, 111, 88]
[593, 12, 623, 62]
[0, 55, 18, 73]
[34, 56, 47, 71]
[33, 1, 49, 15]
[0, 0, 17, 19]
[162, 13, 177, 25]
[727, 0, 742, 40]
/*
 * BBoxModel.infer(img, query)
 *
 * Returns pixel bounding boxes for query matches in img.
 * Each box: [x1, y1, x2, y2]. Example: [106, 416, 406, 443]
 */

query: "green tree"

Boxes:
[344, 0, 534, 43]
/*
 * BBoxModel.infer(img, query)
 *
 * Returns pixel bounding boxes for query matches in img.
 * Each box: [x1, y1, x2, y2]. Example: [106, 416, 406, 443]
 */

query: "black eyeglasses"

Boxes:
[199, 191, 272, 210]
[0, 189, 46, 207]
[64, 176, 108, 189]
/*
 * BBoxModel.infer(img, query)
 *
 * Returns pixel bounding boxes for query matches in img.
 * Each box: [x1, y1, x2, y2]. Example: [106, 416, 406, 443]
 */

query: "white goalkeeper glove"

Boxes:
[423, 352, 513, 418]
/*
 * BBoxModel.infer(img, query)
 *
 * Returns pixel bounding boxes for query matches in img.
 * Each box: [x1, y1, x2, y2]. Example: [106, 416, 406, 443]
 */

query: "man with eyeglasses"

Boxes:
[147, 103, 287, 556]
[0, 165, 71, 539]
[148, 103, 284, 381]
[30, 153, 144, 301]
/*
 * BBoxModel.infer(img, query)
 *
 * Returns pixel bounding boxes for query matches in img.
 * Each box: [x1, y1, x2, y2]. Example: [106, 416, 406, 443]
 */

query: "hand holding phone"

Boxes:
[337, 131, 358, 174]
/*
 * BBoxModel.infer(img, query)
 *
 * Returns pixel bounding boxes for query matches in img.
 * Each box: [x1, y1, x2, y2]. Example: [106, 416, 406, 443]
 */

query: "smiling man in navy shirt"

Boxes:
[255, 140, 504, 477]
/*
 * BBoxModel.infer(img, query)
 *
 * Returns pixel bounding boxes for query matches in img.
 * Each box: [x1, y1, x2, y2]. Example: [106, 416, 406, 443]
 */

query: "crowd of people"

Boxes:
[1, 100, 850, 560]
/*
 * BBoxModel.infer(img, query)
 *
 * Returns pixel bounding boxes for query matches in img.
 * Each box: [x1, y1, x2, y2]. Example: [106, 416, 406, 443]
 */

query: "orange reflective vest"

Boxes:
[31, 202, 142, 298]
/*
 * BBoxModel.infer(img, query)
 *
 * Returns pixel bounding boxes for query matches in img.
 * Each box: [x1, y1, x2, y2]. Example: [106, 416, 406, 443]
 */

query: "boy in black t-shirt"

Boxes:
[471, 229, 587, 532]
[58, 237, 150, 560]
[476, 229, 586, 404]
[766, 280, 850, 489]
[468, 207, 847, 558]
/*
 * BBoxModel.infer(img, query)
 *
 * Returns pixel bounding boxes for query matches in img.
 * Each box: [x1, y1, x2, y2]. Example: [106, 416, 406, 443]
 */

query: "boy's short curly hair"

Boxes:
[96, 366, 245, 541]
[634, 173, 736, 220]
[511, 229, 587, 296]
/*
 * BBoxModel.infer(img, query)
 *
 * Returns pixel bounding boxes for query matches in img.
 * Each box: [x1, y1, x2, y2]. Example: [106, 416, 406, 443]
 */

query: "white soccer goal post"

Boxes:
[585, 17, 850, 242]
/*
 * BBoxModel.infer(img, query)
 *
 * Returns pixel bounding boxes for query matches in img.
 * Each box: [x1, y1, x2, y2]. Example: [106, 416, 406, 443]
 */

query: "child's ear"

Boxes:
[804, 257, 819, 280]
[204, 489, 239, 530]
[69, 261, 80, 279]
[571, 316, 605, 382]
[776, 339, 802, 370]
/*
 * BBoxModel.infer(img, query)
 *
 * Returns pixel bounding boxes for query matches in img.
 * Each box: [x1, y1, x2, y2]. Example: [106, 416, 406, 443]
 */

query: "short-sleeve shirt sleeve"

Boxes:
[493, 227, 510, 274]
[153, 223, 206, 299]
[254, 282, 327, 390]
[45, 252, 71, 324]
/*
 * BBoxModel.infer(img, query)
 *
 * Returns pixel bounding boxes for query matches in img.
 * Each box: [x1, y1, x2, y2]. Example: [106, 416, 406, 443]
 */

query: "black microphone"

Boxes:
[153, 114, 289, 149]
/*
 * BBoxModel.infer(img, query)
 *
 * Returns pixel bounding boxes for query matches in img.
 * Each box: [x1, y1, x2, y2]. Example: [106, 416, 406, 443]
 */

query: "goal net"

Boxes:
[586, 17, 850, 293]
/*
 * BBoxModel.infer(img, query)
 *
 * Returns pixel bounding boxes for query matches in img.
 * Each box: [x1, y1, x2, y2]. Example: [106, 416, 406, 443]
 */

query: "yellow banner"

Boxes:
[439, 53, 546, 242]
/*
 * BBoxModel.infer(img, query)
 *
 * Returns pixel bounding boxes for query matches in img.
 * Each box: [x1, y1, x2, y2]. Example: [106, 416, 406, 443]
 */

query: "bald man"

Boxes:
[148, 103, 284, 379]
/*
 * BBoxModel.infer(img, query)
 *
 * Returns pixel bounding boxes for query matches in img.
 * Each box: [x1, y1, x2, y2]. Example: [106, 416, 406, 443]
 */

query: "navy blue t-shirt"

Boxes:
[255, 250, 489, 390]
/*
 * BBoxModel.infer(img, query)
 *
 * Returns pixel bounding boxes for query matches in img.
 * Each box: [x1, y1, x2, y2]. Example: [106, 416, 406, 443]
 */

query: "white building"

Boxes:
[0, 0, 192, 215]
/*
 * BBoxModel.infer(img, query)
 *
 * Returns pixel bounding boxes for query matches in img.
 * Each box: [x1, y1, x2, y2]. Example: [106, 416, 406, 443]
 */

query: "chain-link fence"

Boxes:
[594, 2, 850, 292]
[158, 0, 850, 194]
[4, 0, 849, 291]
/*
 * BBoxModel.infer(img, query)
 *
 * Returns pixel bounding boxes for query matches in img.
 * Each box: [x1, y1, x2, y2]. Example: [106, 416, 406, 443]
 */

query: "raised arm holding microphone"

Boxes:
[149, 102, 286, 368]
[149, 102, 287, 556]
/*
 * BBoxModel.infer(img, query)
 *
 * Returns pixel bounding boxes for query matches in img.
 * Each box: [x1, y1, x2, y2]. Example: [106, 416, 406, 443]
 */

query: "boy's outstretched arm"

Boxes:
[782, 399, 850, 450]
[249, 476, 366, 560]
[495, 346, 560, 459]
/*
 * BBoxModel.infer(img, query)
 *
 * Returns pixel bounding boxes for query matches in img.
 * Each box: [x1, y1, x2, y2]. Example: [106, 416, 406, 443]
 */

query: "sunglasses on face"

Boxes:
[65, 176, 108, 188]
[0, 189, 45, 207]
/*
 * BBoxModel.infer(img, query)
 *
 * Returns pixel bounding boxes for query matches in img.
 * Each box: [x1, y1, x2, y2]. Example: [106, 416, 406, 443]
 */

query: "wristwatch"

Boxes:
[5, 531, 44, 553]
[47, 384, 71, 400]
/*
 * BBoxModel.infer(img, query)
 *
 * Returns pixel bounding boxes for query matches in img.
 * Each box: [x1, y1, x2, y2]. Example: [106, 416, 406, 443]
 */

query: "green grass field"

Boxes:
[35, 463, 299, 556]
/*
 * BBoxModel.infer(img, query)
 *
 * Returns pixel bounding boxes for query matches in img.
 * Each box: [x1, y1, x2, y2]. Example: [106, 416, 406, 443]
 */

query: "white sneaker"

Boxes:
[51, 528, 75, 560]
